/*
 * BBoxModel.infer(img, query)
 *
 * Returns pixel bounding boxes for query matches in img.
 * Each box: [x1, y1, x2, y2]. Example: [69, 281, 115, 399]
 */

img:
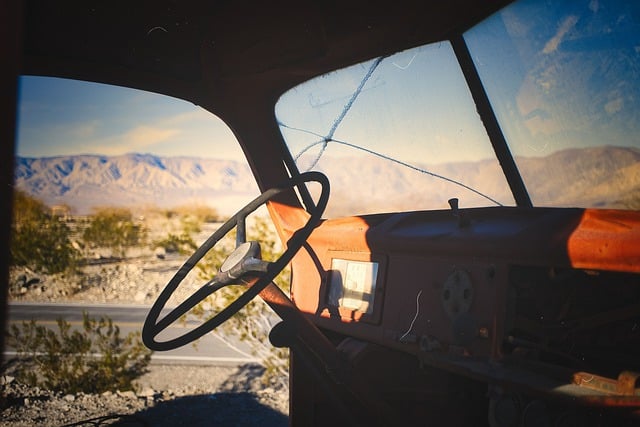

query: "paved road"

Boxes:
[6, 302, 259, 365]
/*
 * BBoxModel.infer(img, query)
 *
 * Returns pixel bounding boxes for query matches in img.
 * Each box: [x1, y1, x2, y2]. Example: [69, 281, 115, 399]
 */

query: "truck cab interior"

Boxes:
[3, 0, 640, 426]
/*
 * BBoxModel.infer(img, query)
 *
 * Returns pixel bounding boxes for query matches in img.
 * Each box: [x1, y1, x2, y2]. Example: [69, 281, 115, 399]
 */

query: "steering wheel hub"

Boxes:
[220, 241, 259, 274]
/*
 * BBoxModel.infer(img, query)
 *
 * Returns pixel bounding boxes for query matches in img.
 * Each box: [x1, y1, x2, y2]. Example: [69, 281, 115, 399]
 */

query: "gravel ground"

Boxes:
[1, 363, 289, 427]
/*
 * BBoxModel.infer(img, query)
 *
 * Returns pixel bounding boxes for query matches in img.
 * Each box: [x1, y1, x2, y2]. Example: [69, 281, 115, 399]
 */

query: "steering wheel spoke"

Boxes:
[143, 171, 329, 351]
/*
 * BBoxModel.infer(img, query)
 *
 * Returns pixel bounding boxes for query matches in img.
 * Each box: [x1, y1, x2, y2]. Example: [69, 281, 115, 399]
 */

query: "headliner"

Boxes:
[20, 0, 512, 112]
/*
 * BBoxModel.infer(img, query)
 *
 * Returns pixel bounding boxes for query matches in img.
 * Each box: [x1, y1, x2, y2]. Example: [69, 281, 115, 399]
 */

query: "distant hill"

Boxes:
[13, 146, 640, 216]
[13, 153, 259, 215]
[305, 145, 640, 215]
[516, 146, 640, 209]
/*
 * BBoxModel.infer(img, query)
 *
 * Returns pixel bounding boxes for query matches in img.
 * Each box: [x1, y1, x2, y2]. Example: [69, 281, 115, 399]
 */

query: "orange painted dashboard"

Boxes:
[280, 206, 640, 359]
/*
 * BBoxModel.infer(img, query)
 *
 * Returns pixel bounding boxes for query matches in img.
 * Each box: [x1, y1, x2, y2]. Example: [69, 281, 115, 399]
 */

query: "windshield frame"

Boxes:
[450, 35, 533, 208]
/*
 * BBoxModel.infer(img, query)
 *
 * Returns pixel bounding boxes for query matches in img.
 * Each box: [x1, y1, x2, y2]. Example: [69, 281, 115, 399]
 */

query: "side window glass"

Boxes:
[16, 76, 254, 215]
[12, 75, 258, 301]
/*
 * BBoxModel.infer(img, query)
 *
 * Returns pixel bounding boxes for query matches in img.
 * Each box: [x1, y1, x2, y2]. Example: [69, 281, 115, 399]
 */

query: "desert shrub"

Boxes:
[180, 216, 202, 236]
[157, 204, 221, 223]
[153, 232, 197, 255]
[82, 207, 145, 255]
[10, 190, 79, 274]
[174, 204, 222, 223]
[194, 216, 290, 389]
[7, 312, 152, 394]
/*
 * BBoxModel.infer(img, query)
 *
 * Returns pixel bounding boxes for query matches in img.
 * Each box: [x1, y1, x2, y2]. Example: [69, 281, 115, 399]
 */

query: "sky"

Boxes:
[16, 76, 246, 160]
[17, 51, 490, 167]
[276, 42, 498, 166]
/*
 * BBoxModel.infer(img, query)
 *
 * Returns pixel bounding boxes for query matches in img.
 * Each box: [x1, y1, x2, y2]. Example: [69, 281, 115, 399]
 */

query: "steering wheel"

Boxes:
[142, 171, 329, 351]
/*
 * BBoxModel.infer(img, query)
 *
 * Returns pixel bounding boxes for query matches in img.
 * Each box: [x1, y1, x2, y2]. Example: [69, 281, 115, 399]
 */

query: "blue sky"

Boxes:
[276, 42, 498, 166]
[16, 76, 245, 160]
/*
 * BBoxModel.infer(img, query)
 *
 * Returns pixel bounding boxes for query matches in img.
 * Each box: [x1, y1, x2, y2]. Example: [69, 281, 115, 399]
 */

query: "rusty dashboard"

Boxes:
[288, 206, 640, 410]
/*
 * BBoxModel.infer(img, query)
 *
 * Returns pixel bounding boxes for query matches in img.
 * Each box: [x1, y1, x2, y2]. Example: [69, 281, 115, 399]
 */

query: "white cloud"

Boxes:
[604, 97, 623, 115]
[66, 120, 100, 139]
[86, 126, 180, 155]
[543, 15, 579, 54]
[156, 109, 207, 127]
[127, 126, 179, 147]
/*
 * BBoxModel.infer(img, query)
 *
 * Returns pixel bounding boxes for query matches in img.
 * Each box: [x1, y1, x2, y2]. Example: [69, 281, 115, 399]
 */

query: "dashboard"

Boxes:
[288, 206, 640, 406]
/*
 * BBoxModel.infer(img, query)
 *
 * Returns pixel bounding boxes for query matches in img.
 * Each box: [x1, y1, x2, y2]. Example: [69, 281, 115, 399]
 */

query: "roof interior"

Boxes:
[21, 0, 513, 106]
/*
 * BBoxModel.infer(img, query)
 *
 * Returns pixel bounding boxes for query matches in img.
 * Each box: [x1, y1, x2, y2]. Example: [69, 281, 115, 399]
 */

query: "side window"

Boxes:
[10, 76, 295, 399]
[12, 76, 258, 301]
[16, 76, 255, 216]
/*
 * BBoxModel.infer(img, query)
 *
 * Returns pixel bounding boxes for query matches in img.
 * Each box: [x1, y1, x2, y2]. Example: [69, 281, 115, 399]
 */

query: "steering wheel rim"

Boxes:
[142, 171, 329, 351]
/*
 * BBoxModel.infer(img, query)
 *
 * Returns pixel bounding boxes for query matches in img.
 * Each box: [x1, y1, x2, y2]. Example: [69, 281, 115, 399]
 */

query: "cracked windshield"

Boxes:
[276, 0, 640, 217]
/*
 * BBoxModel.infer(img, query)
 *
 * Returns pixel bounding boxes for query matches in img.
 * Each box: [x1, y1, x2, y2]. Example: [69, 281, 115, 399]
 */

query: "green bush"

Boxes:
[7, 312, 152, 394]
[82, 207, 145, 256]
[174, 204, 222, 223]
[158, 204, 222, 223]
[153, 232, 197, 255]
[10, 190, 79, 274]
[179, 216, 201, 236]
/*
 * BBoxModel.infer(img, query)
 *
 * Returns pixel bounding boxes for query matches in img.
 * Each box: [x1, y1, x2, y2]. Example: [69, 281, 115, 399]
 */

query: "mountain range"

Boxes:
[13, 153, 258, 216]
[13, 146, 640, 216]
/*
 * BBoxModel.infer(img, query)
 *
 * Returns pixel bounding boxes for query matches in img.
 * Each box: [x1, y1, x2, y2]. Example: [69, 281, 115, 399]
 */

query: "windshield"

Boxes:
[276, 42, 514, 218]
[276, 0, 640, 217]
